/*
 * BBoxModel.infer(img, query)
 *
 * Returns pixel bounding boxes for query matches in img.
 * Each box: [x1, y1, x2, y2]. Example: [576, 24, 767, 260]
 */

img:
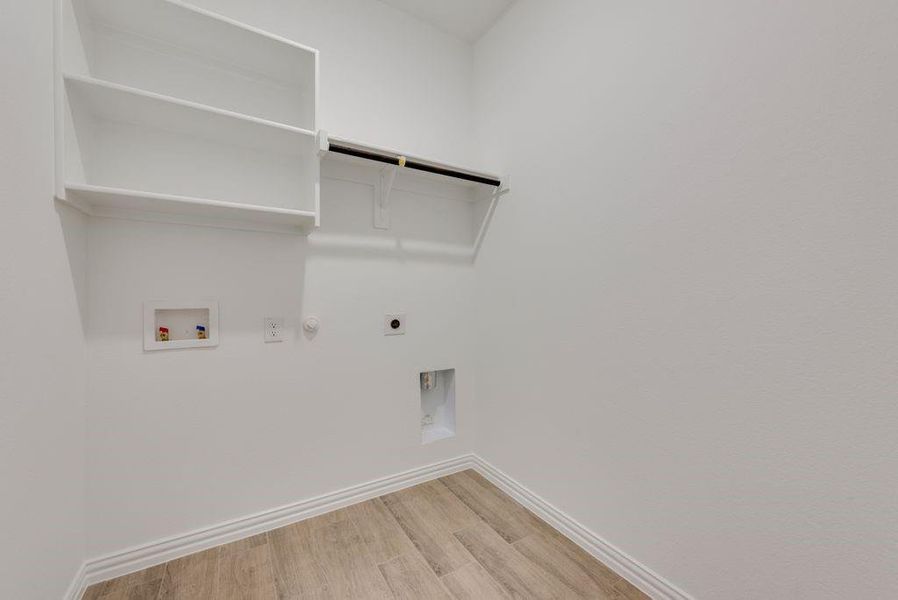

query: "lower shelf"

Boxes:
[61, 184, 317, 233]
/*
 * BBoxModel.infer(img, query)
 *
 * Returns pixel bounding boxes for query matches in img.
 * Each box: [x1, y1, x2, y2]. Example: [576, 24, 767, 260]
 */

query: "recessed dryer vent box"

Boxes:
[144, 300, 219, 351]
[420, 368, 455, 444]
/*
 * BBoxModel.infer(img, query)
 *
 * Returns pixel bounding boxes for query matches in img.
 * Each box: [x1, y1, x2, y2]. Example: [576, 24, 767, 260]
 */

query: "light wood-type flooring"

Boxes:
[83, 470, 649, 599]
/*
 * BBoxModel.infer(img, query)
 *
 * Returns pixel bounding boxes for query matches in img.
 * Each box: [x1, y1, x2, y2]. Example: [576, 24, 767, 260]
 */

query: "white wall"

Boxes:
[191, 0, 473, 166]
[84, 0, 480, 557]
[10, 2, 894, 597]
[0, 1, 88, 598]
[473, 1, 898, 598]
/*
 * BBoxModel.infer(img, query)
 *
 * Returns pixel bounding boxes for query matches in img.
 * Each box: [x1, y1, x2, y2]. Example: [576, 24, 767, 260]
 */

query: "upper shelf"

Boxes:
[56, 0, 322, 233]
[62, 74, 320, 214]
[62, 0, 317, 129]
[64, 75, 315, 156]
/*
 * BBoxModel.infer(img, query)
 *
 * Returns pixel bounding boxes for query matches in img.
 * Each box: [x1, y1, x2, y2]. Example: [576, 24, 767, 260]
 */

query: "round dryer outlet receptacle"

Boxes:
[384, 313, 406, 335]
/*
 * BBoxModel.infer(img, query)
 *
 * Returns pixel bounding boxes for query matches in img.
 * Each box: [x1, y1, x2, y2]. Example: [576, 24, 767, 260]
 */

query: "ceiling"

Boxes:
[378, 0, 515, 42]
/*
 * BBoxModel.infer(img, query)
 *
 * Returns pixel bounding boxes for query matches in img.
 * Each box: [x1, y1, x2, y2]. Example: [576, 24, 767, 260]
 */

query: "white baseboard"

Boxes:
[75, 454, 475, 596]
[69, 453, 690, 600]
[63, 562, 87, 600]
[472, 456, 693, 600]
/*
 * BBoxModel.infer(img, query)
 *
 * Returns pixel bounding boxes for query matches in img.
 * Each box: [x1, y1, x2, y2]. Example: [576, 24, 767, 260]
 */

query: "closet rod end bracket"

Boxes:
[497, 175, 511, 195]
[317, 130, 330, 156]
[374, 165, 397, 229]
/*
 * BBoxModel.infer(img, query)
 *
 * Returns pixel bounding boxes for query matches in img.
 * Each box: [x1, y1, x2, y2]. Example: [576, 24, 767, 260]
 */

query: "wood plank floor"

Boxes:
[83, 470, 649, 600]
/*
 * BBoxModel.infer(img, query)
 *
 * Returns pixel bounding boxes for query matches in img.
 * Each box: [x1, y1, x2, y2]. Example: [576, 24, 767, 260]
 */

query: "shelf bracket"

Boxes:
[317, 130, 330, 156]
[471, 175, 510, 260]
[374, 165, 397, 230]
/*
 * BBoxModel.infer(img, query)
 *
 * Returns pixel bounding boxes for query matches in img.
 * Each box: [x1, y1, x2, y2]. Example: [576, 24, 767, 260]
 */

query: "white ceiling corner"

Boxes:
[377, 0, 515, 42]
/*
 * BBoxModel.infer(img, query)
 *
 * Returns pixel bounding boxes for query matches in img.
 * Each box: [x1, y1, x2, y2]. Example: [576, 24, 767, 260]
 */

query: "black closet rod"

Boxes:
[328, 143, 502, 188]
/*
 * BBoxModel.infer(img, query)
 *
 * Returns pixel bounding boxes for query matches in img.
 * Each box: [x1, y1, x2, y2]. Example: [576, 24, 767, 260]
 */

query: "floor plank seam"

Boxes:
[83, 468, 651, 600]
[151, 567, 165, 600]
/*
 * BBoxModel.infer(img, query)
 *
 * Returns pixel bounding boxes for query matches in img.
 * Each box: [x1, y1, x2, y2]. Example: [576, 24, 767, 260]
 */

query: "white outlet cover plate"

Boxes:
[384, 313, 406, 335]
[264, 317, 285, 342]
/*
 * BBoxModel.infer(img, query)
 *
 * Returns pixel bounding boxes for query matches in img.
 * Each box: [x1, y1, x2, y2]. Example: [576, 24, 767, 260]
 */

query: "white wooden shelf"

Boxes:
[64, 184, 317, 232]
[319, 135, 507, 258]
[56, 0, 321, 233]
[64, 75, 316, 155]
[61, 0, 317, 129]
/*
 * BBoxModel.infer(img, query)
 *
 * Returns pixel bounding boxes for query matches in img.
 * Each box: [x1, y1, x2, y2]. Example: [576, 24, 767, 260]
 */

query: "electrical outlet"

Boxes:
[384, 313, 406, 335]
[264, 317, 285, 342]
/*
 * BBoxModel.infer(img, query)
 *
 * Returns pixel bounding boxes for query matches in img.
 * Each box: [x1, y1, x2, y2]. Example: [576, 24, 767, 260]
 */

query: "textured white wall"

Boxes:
[9, 2, 896, 597]
[473, 1, 898, 598]
[0, 1, 89, 598]
[84, 0, 479, 557]
[191, 0, 473, 166]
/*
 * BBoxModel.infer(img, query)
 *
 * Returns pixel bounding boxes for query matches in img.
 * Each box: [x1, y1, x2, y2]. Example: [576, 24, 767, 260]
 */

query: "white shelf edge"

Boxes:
[66, 183, 316, 218]
[63, 183, 318, 234]
[163, 0, 320, 57]
[63, 73, 317, 139]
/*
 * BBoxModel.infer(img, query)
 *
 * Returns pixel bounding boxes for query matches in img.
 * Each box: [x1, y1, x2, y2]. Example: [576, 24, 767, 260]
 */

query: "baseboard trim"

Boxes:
[63, 562, 87, 600]
[76, 454, 476, 594]
[70, 453, 689, 600]
[471, 456, 692, 600]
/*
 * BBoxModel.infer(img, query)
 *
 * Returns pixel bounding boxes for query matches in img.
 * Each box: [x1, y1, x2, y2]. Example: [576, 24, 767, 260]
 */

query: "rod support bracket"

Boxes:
[374, 165, 397, 230]
[497, 174, 511, 195]
[317, 130, 330, 156]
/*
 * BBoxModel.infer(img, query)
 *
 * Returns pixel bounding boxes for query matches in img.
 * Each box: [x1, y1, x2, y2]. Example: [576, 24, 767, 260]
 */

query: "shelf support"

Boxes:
[375, 165, 397, 229]
[472, 175, 510, 260]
